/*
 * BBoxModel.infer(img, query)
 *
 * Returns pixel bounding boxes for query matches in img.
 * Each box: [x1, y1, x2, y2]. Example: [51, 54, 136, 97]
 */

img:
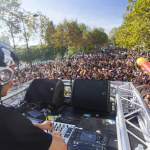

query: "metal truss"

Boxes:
[111, 81, 150, 150]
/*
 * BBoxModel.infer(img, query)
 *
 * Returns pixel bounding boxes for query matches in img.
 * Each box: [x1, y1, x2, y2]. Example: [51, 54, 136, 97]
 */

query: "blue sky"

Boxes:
[21, 0, 129, 34]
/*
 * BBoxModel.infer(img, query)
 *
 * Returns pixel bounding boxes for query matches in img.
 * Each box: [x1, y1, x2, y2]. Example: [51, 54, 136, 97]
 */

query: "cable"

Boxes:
[106, 130, 116, 147]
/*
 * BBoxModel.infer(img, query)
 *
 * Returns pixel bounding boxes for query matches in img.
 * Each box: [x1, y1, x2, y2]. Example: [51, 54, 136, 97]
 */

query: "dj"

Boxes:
[0, 43, 67, 150]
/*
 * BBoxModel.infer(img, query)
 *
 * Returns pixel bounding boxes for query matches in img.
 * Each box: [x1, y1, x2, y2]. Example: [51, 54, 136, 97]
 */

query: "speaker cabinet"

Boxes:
[24, 79, 64, 107]
[71, 79, 110, 112]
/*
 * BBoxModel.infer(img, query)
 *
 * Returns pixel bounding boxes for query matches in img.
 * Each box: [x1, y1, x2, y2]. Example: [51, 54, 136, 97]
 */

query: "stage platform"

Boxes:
[1, 80, 150, 150]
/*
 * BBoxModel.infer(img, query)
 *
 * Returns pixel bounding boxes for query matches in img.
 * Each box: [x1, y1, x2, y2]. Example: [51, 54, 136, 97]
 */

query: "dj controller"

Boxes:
[45, 121, 75, 144]
[45, 121, 107, 150]
[20, 102, 110, 150]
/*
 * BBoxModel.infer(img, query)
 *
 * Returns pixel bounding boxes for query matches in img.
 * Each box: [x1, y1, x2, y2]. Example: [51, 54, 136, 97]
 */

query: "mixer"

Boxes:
[45, 121, 107, 150]
[45, 121, 75, 144]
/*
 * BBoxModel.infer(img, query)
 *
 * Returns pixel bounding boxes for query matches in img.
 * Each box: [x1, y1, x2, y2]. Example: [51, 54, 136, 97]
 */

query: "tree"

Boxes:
[19, 11, 36, 67]
[65, 20, 82, 48]
[45, 21, 57, 59]
[51, 20, 83, 56]
[90, 28, 108, 50]
[108, 27, 119, 46]
[78, 23, 92, 55]
[45, 21, 56, 45]
[115, 0, 150, 52]
[33, 11, 49, 62]
[78, 23, 91, 32]
[0, 0, 21, 52]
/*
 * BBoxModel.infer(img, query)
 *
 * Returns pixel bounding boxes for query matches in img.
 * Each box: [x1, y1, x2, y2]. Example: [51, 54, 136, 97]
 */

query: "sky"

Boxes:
[0, 0, 129, 46]
[21, 0, 129, 34]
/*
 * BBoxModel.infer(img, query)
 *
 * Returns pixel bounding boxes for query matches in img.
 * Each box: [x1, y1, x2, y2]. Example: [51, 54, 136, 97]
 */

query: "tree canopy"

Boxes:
[1, 0, 108, 64]
[109, 0, 150, 51]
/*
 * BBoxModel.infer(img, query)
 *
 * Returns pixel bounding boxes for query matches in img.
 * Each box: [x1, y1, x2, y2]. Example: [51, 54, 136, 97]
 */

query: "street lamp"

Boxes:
[20, 10, 38, 68]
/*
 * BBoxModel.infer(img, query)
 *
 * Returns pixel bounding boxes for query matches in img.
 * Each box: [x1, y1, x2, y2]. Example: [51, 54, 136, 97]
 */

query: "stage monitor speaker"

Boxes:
[70, 79, 110, 112]
[24, 79, 64, 108]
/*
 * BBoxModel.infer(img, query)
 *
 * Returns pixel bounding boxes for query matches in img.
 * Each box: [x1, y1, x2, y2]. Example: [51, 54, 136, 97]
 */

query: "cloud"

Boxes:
[10, 0, 127, 46]
[21, 0, 124, 34]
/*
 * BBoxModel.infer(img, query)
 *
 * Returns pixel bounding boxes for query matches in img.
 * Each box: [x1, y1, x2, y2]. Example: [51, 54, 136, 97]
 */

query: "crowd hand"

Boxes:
[51, 131, 62, 136]
[41, 120, 54, 130]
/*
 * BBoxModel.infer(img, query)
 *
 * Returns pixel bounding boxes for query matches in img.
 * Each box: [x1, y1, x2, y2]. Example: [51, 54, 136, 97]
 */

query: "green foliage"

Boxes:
[32, 11, 49, 61]
[78, 23, 91, 32]
[65, 20, 83, 47]
[90, 28, 108, 48]
[1, 1, 108, 61]
[0, 0, 21, 52]
[45, 21, 56, 45]
[115, 0, 150, 51]
[56, 46, 67, 58]
[16, 44, 55, 62]
[108, 27, 119, 44]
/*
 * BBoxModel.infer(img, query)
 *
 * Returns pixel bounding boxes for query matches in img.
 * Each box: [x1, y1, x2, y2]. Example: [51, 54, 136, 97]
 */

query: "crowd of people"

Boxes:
[12, 49, 150, 88]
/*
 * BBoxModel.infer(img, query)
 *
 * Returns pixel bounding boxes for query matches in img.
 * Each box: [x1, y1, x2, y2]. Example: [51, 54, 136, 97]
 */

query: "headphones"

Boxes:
[0, 67, 14, 85]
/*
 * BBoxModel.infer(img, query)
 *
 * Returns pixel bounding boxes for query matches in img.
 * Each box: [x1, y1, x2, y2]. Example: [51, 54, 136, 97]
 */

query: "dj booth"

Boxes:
[2, 79, 150, 150]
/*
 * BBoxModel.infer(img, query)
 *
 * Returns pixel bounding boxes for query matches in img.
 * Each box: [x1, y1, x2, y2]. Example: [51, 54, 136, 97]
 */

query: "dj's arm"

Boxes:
[33, 121, 67, 150]
[33, 120, 54, 130]
[49, 132, 67, 150]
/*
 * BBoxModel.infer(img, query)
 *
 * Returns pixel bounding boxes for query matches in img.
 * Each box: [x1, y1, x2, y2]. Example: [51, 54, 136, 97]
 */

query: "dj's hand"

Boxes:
[51, 131, 62, 136]
[40, 121, 54, 130]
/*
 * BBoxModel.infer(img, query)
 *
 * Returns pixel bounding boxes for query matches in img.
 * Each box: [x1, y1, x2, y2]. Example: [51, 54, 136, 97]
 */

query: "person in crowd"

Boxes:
[0, 44, 67, 150]
[144, 94, 150, 108]
[13, 49, 150, 88]
[10, 48, 150, 109]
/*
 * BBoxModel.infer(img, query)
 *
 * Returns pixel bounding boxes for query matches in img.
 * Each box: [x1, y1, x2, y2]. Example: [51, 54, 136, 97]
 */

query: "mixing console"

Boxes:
[45, 121, 107, 150]
[45, 121, 75, 144]
[27, 116, 107, 150]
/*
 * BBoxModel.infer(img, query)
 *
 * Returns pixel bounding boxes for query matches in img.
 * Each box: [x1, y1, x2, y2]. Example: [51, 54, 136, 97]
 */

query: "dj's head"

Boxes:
[0, 43, 19, 97]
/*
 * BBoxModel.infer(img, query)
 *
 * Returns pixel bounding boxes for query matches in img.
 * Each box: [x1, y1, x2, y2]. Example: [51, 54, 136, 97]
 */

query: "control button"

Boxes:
[97, 135, 101, 140]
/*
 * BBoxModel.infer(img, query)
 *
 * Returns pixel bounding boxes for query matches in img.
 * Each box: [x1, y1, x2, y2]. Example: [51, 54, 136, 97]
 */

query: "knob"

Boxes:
[97, 136, 101, 140]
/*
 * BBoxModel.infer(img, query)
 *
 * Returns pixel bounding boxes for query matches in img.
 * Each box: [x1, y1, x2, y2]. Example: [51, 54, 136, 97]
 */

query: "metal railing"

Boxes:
[115, 82, 150, 150]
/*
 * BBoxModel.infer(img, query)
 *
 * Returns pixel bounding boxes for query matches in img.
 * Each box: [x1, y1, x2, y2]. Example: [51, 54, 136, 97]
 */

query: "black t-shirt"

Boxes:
[0, 105, 52, 150]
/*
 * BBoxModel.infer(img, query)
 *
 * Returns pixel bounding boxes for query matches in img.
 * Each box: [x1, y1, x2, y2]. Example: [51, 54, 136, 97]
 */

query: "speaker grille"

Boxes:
[71, 79, 110, 112]
[24, 79, 64, 107]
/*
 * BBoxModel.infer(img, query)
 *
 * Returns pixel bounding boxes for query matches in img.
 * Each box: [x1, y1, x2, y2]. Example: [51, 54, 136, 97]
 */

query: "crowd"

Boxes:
[11, 49, 150, 107]
[12, 49, 150, 87]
